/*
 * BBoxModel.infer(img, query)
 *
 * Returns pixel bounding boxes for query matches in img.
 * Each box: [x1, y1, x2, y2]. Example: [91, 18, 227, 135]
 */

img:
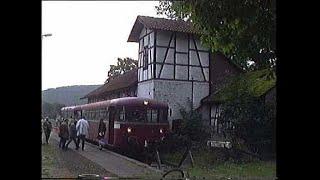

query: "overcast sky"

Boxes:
[42, 1, 164, 90]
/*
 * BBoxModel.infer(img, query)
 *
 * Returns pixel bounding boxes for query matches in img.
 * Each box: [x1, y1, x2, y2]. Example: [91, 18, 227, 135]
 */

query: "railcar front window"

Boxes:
[151, 109, 158, 123]
[159, 109, 168, 123]
[119, 106, 125, 121]
[125, 108, 146, 122]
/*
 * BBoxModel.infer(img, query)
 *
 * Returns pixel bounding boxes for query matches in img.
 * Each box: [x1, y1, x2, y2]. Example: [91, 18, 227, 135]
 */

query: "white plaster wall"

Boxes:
[199, 52, 209, 67]
[176, 53, 188, 65]
[139, 39, 143, 52]
[166, 49, 175, 64]
[148, 64, 152, 79]
[152, 80, 209, 125]
[189, 51, 200, 66]
[137, 80, 154, 99]
[203, 67, 210, 81]
[189, 38, 196, 49]
[156, 47, 166, 63]
[143, 69, 147, 81]
[176, 33, 188, 52]
[149, 32, 154, 46]
[137, 26, 155, 82]
[175, 65, 188, 80]
[156, 64, 161, 78]
[144, 35, 149, 47]
[139, 28, 147, 38]
[160, 64, 174, 79]
[190, 66, 204, 81]
[193, 82, 209, 108]
[149, 47, 154, 63]
[153, 80, 192, 124]
[156, 30, 173, 46]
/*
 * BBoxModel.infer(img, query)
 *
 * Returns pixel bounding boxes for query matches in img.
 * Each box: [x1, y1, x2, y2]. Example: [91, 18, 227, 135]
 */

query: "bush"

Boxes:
[219, 92, 275, 158]
[159, 103, 210, 158]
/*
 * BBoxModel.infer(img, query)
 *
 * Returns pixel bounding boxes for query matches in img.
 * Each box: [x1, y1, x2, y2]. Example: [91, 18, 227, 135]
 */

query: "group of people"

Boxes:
[42, 116, 107, 151]
[58, 117, 90, 151]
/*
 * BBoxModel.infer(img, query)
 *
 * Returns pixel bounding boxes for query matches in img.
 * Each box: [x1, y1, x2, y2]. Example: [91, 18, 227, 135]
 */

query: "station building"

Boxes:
[82, 16, 275, 136]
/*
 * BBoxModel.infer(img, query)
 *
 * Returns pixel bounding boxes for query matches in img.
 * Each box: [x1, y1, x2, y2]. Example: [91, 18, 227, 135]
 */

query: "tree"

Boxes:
[156, 0, 276, 71]
[106, 57, 138, 83]
[42, 101, 65, 119]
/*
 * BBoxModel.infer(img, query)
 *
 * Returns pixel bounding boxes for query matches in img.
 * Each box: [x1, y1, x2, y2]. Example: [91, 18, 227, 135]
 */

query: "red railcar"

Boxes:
[61, 97, 169, 150]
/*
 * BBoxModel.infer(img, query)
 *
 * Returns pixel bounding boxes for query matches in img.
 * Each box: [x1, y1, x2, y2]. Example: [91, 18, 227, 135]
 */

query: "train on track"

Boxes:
[61, 97, 170, 152]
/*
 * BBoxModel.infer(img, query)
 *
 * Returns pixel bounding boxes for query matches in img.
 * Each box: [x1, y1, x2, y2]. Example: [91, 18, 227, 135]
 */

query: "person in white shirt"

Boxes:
[76, 116, 89, 151]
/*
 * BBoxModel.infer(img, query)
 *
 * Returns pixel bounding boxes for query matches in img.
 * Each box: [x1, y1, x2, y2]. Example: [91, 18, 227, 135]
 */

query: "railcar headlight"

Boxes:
[143, 100, 149, 105]
[159, 128, 164, 134]
[127, 127, 132, 133]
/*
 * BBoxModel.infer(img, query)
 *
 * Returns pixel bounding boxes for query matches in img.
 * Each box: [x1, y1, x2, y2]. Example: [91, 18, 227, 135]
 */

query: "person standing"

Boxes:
[59, 120, 69, 150]
[65, 120, 78, 150]
[76, 116, 89, 151]
[97, 119, 106, 150]
[43, 118, 52, 144]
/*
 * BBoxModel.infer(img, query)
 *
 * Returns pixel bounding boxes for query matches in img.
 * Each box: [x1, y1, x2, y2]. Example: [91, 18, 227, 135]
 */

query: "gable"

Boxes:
[210, 52, 243, 93]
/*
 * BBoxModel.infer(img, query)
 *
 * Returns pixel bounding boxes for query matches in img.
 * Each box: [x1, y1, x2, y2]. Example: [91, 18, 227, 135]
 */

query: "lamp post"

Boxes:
[42, 33, 52, 39]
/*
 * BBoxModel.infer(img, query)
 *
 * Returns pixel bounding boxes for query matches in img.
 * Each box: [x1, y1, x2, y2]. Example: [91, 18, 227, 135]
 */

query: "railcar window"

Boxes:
[159, 109, 168, 123]
[147, 110, 152, 122]
[147, 109, 158, 123]
[87, 111, 90, 119]
[99, 109, 104, 119]
[151, 109, 158, 123]
[125, 108, 146, 122]
[119, 106, 125, 121]
[93, 110, 97, 120]
[106, 110, 109, 120]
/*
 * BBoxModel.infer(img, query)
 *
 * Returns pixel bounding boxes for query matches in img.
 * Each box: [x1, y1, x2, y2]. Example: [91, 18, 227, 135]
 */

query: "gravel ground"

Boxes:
[42, 133, 115, 179]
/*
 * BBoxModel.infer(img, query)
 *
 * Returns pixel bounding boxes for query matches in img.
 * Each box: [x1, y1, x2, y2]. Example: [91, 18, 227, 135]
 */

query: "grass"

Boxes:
[161, 148, 276, 179]
[187, 161, 276, 179]
[42, 144, 56, 178]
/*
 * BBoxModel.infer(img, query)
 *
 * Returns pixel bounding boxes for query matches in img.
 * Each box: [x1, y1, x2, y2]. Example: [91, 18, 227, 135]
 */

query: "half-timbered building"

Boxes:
[126, 16, 246, 128]
[83, 16, 246, 132]
[127, 16, 212, 125]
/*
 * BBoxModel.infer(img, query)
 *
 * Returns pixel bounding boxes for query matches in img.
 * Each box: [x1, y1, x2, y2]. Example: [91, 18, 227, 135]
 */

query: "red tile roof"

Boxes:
[82, 69, 137, 99]
[128, 15, 199, 42]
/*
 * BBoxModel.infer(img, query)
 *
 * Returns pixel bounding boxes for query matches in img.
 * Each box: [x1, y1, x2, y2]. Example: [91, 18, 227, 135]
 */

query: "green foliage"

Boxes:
[106, 57, 138, 83]
[176, 101, 210, 145]
[159, 102, 209, 154]
[213, 68, 276, 102]
[156, 0, 276, 71]
[218, 87, 275, 156]
[42, 101, 65, 119]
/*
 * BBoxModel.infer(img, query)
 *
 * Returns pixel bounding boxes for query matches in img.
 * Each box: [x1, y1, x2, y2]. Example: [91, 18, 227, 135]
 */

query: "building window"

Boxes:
[143, 47, 148, 70]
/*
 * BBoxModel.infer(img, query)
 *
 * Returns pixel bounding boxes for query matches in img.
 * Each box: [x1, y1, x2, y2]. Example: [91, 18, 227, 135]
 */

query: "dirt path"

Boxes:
[42, 133, 114, 179]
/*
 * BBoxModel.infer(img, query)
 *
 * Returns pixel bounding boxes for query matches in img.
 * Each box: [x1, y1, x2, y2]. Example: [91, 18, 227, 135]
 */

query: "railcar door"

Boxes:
[108, 107, 115, 145]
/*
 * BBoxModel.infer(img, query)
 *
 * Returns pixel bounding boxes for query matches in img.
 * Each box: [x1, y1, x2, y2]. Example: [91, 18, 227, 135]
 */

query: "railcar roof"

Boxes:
[62, 97, 168, 111]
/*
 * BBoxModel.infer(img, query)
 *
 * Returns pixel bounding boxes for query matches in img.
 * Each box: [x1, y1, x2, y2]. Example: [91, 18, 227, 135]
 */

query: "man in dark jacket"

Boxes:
[43, 118, 52, 144]
[59, 120, 69, 150]
[97, 119, 107, 150]
[66, 120, 78, 150]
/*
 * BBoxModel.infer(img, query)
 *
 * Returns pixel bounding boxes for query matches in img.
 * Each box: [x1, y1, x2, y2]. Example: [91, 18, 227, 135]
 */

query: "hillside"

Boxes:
[42, 85, 101, 106]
